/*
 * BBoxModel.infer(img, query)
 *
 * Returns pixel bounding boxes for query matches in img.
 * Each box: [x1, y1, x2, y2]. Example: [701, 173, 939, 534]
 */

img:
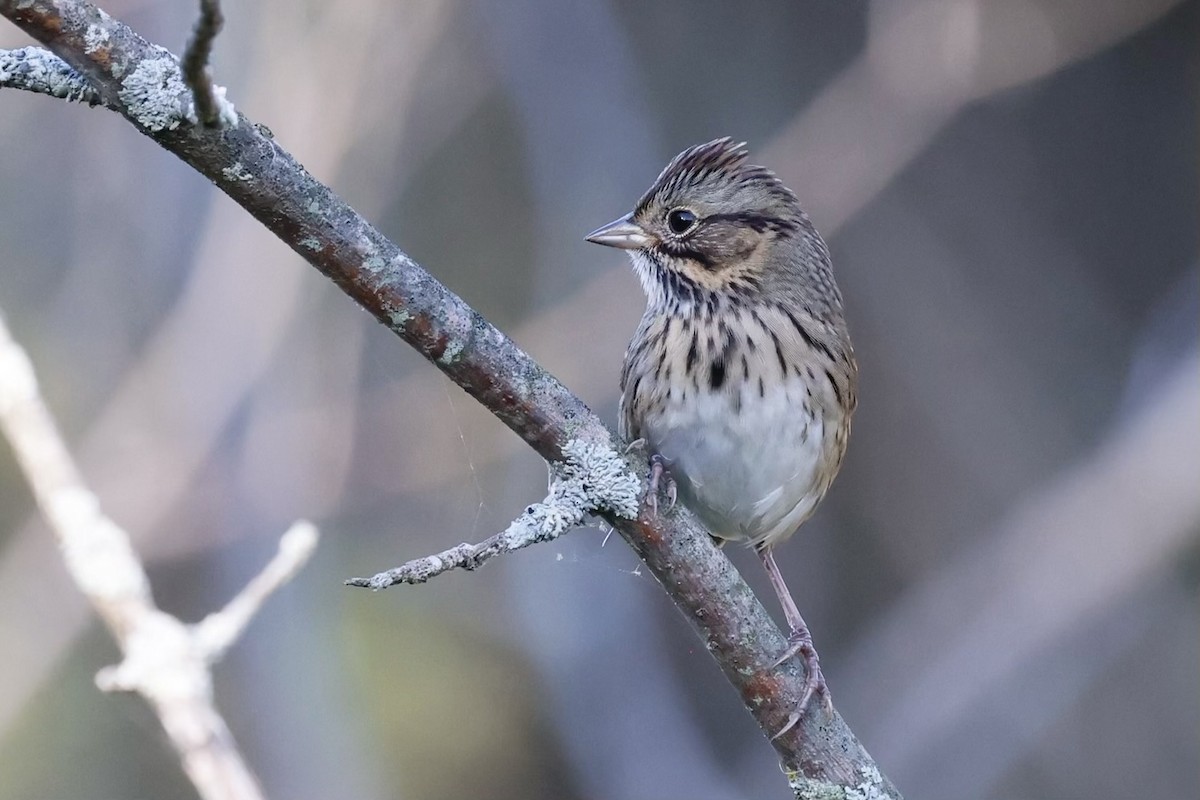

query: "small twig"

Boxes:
[348, 499, 580, 589]
[194, 521, 319, 661]
[182, 0, 224, 127]
[0, 309, 317, 800]
[348, 439, 641, 589]
[348, 535, 506, 589]
[0, 46, 103, 106]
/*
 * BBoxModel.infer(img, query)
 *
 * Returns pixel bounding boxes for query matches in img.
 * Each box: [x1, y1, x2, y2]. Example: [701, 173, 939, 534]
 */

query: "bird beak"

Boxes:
[585, 213, 653, 250]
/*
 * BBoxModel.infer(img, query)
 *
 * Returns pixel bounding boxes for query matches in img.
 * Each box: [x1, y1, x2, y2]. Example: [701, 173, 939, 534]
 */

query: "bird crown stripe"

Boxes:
[635, 138, 796, 217]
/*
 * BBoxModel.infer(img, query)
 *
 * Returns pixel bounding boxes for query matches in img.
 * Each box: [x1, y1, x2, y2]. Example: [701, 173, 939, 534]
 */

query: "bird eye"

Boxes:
[667, 208, 697, 234]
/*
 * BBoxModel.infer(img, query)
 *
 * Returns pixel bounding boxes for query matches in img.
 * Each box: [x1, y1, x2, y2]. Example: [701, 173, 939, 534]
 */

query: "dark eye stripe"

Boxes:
[674, 246, 715, 270]
[706, 211, 798, 235]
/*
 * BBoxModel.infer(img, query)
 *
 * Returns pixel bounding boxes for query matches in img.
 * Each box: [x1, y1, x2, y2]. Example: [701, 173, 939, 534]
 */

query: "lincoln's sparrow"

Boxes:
[586, 138, 857, 721]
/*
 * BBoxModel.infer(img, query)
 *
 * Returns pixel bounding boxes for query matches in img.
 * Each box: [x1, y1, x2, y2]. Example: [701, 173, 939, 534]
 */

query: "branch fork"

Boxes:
[0, 310, 318, 800]
[0, 5, 237, 130]
[348, 439, 641, 589]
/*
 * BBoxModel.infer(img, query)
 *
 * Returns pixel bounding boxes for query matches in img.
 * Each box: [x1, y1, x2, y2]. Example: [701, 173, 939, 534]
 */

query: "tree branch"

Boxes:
[0, 45, 103, 105]
[0, 2, 900, 796]
[181, 0, 226, 127]
[0, 310, 318, 800]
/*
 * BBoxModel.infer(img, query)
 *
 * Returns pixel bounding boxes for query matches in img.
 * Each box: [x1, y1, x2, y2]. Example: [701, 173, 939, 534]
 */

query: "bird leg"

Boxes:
[758, 545, 829, 735]
[646, 453, 677, 517]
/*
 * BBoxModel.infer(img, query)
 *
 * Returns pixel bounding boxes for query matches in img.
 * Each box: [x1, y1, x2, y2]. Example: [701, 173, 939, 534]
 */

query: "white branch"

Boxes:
[194, 521, 318, 661]
[0, 310, 317, 800]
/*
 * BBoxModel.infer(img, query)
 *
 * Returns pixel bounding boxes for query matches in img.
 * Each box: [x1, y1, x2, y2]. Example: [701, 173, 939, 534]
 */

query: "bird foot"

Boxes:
[646, 453, 677, 518]
[769, 627, 831, 740]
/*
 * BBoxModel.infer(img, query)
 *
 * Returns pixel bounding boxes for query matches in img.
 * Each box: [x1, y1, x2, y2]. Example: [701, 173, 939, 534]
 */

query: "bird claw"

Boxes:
[771, 710, 803, 741]
[646, 453, 677, 517]
[769, 627, 830, 738]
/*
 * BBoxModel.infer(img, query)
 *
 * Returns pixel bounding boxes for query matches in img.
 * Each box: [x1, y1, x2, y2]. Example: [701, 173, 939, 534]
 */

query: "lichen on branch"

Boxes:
[348, 439, 641, 589]
[0, 46, 102, 105]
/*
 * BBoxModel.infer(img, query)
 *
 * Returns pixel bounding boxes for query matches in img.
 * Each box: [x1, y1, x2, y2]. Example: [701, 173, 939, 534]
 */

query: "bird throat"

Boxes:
[631, 249, 763, 318]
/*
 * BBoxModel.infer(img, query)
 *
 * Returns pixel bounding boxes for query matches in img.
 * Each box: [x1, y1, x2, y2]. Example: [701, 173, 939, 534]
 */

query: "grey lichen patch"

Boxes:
[0, 48, 100, 105]
[221, 162, 254, 182]
[436, 305, 475, 365]
[510, 439, 638, 544]
[210, 84, 238, 128]
[503, 491, 581, 551]
[559, 439, 641, 519]
[505, 370, 534, 402]
[84, 25, 110, 54]
[791, 763, 891, 800]
[438, 338, 464, 365]
[387, 309, 411, 329]
[361, 254, 389, 276]
[117, 56, 193, 131]
[298, 237, 322, 251]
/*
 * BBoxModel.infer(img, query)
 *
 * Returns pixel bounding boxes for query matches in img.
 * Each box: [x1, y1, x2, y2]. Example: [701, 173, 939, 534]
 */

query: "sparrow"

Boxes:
[586, 138, 857, 723]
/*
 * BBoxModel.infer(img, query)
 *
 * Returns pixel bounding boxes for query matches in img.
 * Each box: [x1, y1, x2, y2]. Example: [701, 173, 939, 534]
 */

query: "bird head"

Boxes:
[586, 138, 831, 313]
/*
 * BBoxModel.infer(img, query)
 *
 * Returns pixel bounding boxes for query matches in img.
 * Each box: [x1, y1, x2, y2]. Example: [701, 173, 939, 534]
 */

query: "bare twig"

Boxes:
[182, 0, 225, 127]
[0, 45, 102, 105]
[193, 521, 318, 661]
[348, 439, 640, 589]
[0, 309, 318, 800]
[0, 2, 899, 796]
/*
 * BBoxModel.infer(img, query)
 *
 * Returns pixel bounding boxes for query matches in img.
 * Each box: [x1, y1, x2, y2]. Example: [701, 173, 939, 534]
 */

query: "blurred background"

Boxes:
[0, 1, 1196, 798]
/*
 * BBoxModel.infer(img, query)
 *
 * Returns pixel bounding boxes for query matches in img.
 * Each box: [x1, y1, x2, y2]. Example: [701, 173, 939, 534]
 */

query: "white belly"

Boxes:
[643, 379, 829, 547]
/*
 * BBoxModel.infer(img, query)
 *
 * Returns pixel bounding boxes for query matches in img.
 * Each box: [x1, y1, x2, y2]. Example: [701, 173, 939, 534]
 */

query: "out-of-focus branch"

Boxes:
[193, 522, 318, 661]
[181, 0, 226, 127]
[0, 0, 465, 746]
[0, 2, 899, 795]
[769, 0, 1184, 234]
[0, 310, 318, 800]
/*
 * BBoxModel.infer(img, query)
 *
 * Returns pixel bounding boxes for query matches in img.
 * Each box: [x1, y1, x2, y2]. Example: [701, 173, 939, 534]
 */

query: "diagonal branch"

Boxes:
[0, 2, 901, 796]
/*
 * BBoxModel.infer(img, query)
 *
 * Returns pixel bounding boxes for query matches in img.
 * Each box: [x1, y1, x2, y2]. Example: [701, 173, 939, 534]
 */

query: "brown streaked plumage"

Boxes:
[586, 138, 857, 728]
